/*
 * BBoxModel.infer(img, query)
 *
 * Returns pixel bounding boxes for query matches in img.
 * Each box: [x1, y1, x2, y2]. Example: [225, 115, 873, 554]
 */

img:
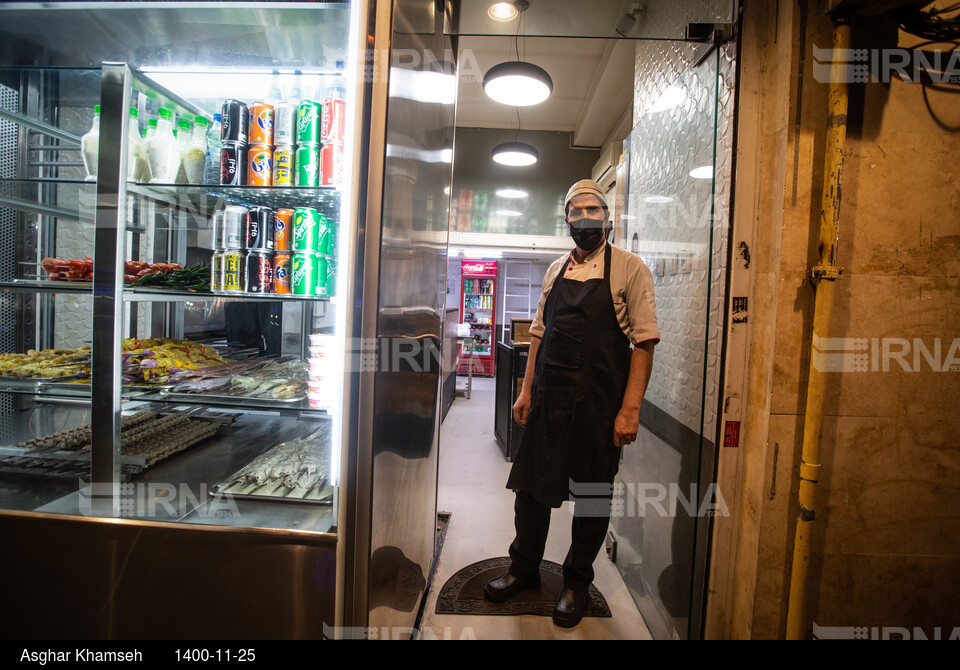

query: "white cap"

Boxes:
[564, 179, 607, 212]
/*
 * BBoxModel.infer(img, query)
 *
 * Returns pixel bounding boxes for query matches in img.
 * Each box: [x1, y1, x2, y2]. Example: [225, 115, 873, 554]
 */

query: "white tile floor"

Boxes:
[418, 377, 653, 640]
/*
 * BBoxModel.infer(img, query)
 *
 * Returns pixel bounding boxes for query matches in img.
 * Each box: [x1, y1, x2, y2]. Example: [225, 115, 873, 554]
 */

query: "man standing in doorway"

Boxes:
[485, 179, 659, 628]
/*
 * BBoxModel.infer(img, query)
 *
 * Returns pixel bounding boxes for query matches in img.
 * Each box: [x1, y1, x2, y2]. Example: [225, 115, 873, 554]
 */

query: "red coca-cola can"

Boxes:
[321, 90, 346, 143]
[321, 140, 344, 186]
[245, 250, 274, 294]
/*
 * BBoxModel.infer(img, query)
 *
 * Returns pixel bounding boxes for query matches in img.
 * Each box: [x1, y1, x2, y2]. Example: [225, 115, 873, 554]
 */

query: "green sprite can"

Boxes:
[314, 254, 328, 296]
[292, 251, 318, 295]
[324, 255, 337, 297]
[316, 212, 333, 255]
[293, 207, 320, 251]
[296, 100, 321, 145]
[295, 143, 320, 187]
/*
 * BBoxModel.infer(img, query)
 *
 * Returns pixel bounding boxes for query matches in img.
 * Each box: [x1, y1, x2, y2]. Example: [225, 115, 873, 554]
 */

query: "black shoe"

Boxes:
[552, 587, 588, 628]
[484, 570, 541, 603]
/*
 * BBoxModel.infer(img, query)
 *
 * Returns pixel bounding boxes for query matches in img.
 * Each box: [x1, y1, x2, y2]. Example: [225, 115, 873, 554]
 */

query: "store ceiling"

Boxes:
[455, 35, 636, 148]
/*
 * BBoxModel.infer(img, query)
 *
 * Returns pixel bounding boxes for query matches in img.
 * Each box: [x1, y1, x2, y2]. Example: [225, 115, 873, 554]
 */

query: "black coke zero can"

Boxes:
[221, 99, 249, 144]
[244, 206, 275, 250]
[220, 142, 247, 186]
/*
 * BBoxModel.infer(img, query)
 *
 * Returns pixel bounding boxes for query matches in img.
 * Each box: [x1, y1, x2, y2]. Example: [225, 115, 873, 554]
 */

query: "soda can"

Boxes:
[246, 144, 273, 187]
[244, 206, 274, 250]
[220, 142, 247, 185]
[295, 143, 320, 187]
[315, 212, 333, 255]
[222, 249, 245, 293]
[247, 102, 274, 145]
[221, 99, 249, 144]
[292, 251, 318, 296]
[296, 100, 322, 145]
[210, 250, 223, 293]
[245, 249, 274, 294]
[274, 251, 292, 294]
[314, 254, 328, 296]
[321, 87, 346, 143]
[324, 255, 337, 297]
[221, 206, 246, 248]
[321, 140, 344, 186]
[293, 207, 320, 251]
[275, 102, 297, 145]
[272, 144, 294, 187]
[210, 209, 224, 249]
[274, 208, 294, 251]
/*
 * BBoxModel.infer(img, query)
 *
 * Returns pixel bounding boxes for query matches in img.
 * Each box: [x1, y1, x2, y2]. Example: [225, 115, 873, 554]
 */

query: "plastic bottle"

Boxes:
[135, 129, 152, 183]
[203, 113, 223, 185]
[81, 105, 100, 182]
[266, 70, 283, 107]
[145, 117, 158, 142]
[127, 107, 140, 181]
[174, 118, 192, 184]
[147, 107, 180, 183]
[182, 115, 209, 184]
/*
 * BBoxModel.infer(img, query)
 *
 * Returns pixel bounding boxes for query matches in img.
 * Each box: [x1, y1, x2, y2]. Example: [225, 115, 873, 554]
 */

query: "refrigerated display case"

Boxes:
[0, 0, 454, 639]
[457, 258, 496, 377]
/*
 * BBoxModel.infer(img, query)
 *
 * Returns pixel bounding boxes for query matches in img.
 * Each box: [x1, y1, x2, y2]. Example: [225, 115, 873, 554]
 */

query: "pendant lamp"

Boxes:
[491, 141, 539, 166]
[482, 61, 553, 106]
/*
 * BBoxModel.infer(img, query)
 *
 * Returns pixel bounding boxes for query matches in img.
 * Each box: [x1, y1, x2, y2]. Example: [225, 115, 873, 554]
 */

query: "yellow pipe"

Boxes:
[784, 19, 850, 640]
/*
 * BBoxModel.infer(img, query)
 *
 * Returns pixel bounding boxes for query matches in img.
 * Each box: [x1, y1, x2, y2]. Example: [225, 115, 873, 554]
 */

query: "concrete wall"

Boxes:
[709, 0, 960, 639]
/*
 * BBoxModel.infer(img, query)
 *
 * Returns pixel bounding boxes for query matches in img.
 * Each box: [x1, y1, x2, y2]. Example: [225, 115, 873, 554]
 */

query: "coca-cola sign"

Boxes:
[461, 260, 497, 276]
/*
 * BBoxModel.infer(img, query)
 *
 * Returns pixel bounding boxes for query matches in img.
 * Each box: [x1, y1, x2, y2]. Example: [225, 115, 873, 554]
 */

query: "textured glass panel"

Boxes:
[611, 39, 725, 640]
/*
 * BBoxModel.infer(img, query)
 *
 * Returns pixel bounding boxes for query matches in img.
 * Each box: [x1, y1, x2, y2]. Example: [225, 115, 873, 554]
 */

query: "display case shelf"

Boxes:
[127, 183, 342, 221]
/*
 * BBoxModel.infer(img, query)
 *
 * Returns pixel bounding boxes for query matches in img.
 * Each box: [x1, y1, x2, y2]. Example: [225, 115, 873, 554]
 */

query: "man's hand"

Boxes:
[613, 407, 639, 447]
[513, 388, 532, 426]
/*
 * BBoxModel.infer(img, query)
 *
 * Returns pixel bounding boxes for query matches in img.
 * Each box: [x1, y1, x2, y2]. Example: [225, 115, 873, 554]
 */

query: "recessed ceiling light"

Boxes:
[497, 210, 522, 216]
[483, 61, 553, 106]
[690, 165, 713, 179]
[488, 2, 518, 21]
[496, 188, 528, 198]
[491, 141, 539, 166]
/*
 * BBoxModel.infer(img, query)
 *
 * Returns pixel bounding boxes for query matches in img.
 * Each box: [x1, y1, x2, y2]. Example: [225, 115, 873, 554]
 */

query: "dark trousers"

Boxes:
[508, 489, 612, 592]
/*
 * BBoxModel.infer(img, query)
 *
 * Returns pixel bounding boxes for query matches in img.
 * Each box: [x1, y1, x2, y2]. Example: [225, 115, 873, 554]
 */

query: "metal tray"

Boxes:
[211, 478, 334, 505]
[157, 389, 306, 405]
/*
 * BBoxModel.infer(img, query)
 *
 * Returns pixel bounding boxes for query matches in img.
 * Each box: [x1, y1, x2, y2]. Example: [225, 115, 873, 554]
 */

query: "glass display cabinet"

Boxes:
[0, 0, 454, 639]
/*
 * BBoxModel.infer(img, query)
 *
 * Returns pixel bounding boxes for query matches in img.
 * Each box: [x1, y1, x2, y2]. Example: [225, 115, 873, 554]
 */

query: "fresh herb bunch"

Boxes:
[128, 263, 210, 292]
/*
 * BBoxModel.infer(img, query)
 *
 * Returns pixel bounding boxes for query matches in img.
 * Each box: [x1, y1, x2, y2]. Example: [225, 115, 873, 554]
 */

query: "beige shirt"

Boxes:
[529, 242, 660, 346]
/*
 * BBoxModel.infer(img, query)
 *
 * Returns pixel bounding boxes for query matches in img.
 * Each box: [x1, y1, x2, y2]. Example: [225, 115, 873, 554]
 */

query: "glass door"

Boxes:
[610, 40, 729, 640]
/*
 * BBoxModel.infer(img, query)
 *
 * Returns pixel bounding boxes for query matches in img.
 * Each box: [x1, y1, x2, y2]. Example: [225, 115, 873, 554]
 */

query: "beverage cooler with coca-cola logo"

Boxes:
[458, 259, 497, 377]
[0, 0, 454, 639]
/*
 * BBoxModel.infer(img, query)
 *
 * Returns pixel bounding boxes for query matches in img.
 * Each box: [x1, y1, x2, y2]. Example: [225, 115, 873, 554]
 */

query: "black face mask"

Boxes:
[567, 217, 606, 252]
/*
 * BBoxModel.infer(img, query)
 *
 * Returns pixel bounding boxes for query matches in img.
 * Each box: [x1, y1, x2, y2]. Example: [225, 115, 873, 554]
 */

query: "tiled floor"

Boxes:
[418, 377, 653, 640]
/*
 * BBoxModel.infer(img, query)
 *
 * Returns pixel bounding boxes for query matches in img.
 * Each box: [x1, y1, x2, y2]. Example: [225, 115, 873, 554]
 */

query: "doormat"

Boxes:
[435, 556, 611, 618]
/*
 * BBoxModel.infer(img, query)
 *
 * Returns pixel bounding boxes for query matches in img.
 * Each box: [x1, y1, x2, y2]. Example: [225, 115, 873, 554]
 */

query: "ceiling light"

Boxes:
[690, 165, 713, 179]
[491, 141, 539, 166]
[483, 61, 553, 106]
[643, 195, 674, 203]
[497, 210, 522, 216]
[496, 188, 528, 198]
[488, 2, 518, 21]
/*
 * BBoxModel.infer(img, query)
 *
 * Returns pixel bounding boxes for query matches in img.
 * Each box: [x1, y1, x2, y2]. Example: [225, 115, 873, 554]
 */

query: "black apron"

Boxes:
[506, 243, 633, 508]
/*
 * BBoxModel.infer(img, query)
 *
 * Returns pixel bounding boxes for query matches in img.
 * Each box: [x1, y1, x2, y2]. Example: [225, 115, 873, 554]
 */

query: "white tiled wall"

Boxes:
[628, 40, 735, 437]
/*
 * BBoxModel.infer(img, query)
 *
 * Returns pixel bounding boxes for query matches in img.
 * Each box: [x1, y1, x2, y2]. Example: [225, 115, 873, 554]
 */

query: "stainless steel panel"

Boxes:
[0, 511, 336, 639]
[90, 62, 131, 517]
[362, 0, 455, 634]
